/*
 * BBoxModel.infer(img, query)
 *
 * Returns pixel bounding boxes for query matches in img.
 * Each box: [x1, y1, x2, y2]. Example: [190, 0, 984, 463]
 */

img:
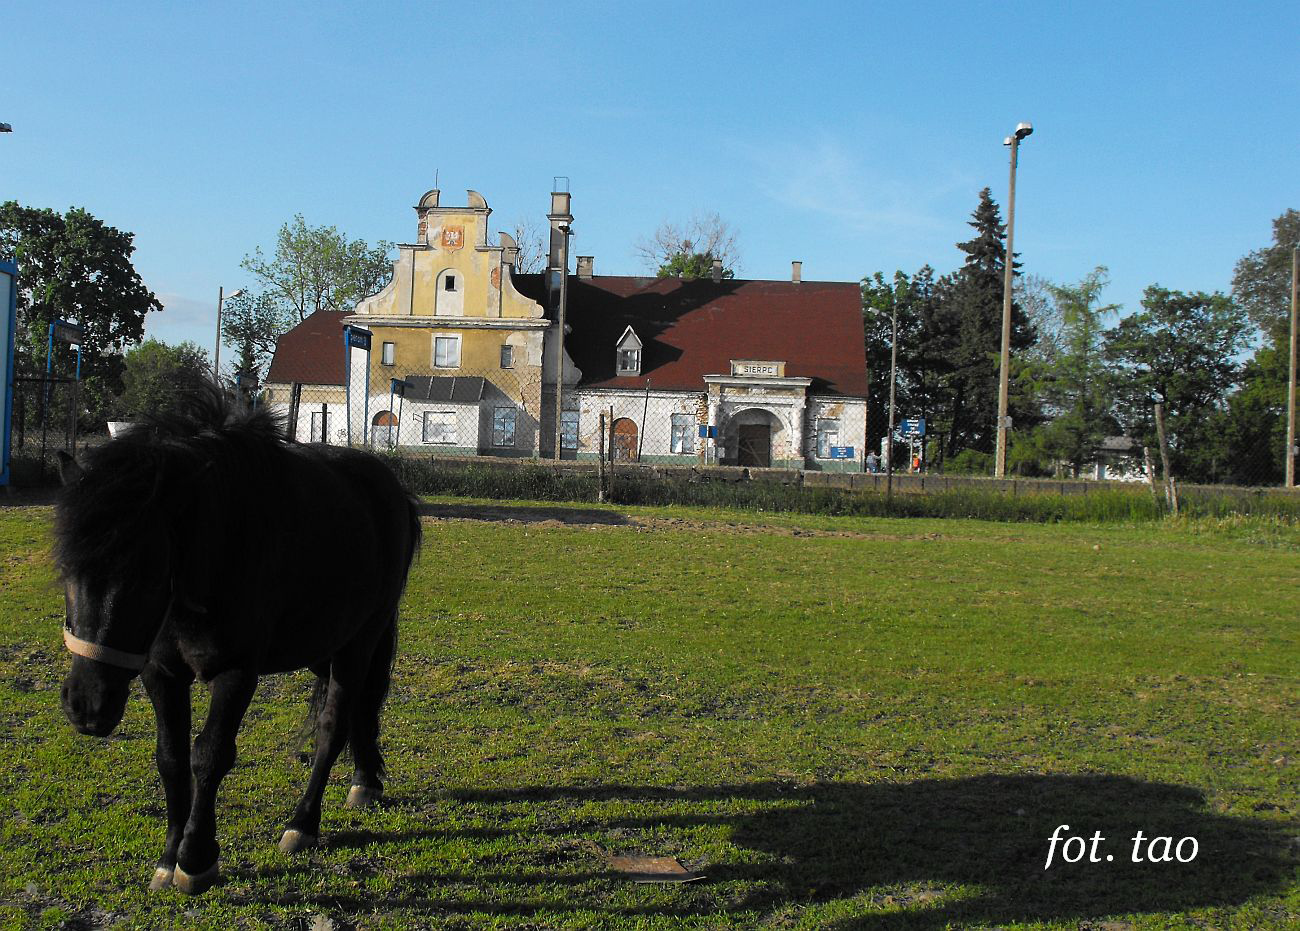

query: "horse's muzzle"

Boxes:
[61, 670, 129, 737]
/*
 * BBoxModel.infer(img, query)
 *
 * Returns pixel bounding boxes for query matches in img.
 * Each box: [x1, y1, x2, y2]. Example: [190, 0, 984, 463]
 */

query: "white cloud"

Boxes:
[144, 293, 216, 354]
[745, 136, 971, 237]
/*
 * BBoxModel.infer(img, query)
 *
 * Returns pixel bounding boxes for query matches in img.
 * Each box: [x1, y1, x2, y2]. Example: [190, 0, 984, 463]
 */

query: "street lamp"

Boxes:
[870, 305, 899, 499]
[214, 286, 244, 383]
[994, 121, 1033, 478]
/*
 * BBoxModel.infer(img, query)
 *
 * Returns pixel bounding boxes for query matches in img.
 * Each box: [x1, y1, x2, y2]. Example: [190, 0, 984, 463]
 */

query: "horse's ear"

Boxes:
[56, 452, 84, 485]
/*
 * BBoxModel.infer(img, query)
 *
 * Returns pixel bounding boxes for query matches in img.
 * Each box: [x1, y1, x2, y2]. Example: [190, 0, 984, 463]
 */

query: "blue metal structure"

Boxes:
[0, 260, 16, 486]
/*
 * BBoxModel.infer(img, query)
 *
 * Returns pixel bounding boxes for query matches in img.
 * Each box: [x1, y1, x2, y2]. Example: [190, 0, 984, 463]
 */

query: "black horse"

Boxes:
[54, 388, 421, 895]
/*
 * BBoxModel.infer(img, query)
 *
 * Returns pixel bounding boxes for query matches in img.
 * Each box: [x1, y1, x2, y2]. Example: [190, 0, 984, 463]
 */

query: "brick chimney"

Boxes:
[791, 260, 802, 283]
[576, 256, 594, 279]
[711, 258, 723, 283]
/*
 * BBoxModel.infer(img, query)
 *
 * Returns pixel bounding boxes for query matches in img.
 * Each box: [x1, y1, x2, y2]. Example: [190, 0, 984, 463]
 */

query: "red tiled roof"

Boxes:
[266, 310, 348, 386]
[514, 275, 868, 397]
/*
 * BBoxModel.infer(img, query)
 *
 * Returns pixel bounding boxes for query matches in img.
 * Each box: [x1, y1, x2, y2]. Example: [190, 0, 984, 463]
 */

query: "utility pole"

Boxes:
[1286, 245, 1298, 488]
[995, 122, 1033, 478]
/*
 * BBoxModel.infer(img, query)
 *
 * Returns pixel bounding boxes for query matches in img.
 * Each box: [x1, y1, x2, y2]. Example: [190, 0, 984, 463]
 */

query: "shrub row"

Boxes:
[384, 456, 1300, 524]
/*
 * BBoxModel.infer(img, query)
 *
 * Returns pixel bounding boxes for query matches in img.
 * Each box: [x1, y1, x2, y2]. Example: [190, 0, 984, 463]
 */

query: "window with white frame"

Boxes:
[492, 407, 517, 447]
[310, 410, 329, 443]
[561, 410, 579, 449]
[500, 344, 514, 369]
[614, 325, 643, 376]
[381, 341, 395, 366]
[670, 413, 695, 454]
[617, 348, 640, 375]
[433, 334, 460, 368]
[423, 411, 456, 445]
[816, 418, 840, 458]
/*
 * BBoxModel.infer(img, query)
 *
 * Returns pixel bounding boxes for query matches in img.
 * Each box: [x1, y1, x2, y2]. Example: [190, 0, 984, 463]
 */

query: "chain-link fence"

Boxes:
[6, 361, 1295, 495]
[261, 351, 871, 478]
[7, 376, 86, 484]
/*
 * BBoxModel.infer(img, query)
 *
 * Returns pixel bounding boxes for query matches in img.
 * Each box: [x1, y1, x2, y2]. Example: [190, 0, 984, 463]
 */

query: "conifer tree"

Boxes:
[930, 188, 1037, 464]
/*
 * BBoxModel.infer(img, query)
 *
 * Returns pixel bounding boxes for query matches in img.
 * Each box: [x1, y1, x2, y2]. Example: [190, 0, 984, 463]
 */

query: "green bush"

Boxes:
[379, 455, 1300, 525]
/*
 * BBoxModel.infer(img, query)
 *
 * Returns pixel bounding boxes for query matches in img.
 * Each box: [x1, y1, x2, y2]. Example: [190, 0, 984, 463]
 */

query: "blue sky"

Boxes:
[3, 1, 1296, 353]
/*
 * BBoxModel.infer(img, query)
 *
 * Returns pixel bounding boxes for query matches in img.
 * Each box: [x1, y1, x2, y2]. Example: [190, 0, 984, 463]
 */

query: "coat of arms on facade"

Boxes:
[441, 226, 464, 250]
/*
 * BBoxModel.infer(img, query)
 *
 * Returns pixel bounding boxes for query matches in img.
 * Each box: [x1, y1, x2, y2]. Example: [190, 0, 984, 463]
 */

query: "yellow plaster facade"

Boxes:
[347, 189, 554, 453]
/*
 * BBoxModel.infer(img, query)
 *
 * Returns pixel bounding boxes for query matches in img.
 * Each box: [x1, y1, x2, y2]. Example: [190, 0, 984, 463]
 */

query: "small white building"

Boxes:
[513, 265, 869, 471]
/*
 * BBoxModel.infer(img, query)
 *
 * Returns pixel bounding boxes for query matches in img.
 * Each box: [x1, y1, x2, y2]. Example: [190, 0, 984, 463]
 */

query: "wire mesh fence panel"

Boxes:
[9, 376, 82, 482]
[259, 352, 876, 478]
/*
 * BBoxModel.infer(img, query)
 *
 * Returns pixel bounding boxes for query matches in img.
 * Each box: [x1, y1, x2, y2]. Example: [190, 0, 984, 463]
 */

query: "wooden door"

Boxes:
[737, 423, 771, 467]
[613, 418, 639, 461]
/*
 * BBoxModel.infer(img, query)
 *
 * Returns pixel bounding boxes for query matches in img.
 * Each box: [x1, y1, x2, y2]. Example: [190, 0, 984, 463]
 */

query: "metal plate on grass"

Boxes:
[607, 855, 704, 883]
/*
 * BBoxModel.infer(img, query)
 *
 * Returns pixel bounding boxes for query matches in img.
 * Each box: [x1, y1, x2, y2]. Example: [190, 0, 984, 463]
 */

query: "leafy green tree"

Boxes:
[220, 290, 292, 381]
[240, 215, 393, 324]
[1216, 208, 1298, 485]
[1025, 268, 1121, 476]
[0, 202, 162, 380]
[1104, 286, 1251, 482]
[636, 213, 739, 279]
[1231, 208, 1299, 340]
[1214, 342, 1289, 485]
[657, 250, 736, 280]
[116, 339, 210, 418]
[861, 266, 945, 455]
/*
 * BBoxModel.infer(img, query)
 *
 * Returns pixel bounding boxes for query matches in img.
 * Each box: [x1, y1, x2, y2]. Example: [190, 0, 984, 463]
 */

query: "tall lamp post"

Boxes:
[1286, 245, 1298, 488]
[994, 121, 1033, 478]
[213, 286, 243, 384]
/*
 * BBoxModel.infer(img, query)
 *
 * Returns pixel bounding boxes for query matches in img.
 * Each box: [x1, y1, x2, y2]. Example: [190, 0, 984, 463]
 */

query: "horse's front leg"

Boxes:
[174, 667, 257, 895]
[141, 664, 195, 891]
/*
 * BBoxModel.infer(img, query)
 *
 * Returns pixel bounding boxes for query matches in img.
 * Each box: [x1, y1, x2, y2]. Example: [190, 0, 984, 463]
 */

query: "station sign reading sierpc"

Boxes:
[730, 360, 786, 377]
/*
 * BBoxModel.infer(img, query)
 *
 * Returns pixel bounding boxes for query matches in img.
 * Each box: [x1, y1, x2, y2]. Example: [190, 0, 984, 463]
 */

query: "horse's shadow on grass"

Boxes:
[271, 774, 1294, 928]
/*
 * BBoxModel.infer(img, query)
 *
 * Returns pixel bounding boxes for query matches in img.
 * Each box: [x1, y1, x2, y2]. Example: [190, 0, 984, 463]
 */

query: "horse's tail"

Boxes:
[403, 493, 422, 576]
[295, 674, 330, 760]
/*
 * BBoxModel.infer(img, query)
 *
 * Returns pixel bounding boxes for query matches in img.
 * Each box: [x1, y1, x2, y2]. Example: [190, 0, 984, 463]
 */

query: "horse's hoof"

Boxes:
[173, 861, 219, 895]
[148, 866, 174, 891]
[345, 784, 382, 809]
[279, 829, 318, 855]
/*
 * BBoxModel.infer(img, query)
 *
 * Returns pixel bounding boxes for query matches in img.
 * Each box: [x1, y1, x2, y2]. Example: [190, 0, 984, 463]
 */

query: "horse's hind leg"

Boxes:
[346, 618, 397, 809]
[280, 649, 371, 853]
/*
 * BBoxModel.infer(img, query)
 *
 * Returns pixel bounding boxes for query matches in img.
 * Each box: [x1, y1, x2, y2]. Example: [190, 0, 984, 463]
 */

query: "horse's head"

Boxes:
[55, 452, 175, 737]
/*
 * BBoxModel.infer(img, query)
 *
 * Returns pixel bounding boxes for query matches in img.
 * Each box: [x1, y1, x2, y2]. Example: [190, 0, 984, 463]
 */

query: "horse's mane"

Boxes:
[53, 383, 289, 581]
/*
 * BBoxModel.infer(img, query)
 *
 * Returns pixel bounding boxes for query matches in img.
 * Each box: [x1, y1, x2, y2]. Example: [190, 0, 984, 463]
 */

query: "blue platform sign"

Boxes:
[345, 327, 372, 351]
[829, 446, 855, 459]
[901, 418, 926, 436]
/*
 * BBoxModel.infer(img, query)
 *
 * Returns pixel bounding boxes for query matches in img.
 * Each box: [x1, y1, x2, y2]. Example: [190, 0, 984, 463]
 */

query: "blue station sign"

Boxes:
[829, 446, 855, 459]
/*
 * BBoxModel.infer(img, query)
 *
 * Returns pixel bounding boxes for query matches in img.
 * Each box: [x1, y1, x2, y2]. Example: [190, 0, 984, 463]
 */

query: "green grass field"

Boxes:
[1, 500, 1296, 930]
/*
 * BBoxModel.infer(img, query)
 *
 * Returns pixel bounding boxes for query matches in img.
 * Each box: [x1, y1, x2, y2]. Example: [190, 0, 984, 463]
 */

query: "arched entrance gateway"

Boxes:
[724, 408, 784, 468]
[612, 418, 639, 460]
[370, 410, 398, 448]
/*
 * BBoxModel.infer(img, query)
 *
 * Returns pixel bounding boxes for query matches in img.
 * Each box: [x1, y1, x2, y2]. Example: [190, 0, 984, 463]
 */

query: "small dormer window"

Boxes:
[614, 325, 643, 376]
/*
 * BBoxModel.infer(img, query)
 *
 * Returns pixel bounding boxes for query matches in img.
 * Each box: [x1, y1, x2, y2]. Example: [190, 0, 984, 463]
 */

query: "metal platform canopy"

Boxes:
[1, 260, 16, 486]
